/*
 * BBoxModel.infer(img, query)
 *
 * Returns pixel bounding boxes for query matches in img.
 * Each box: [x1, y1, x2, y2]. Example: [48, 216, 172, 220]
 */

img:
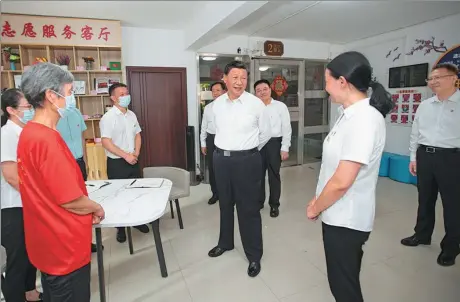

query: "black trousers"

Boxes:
[322, 223, 370, 302]
[260, 137, 282, 208]
[213, 148, 263, 262]
[76, 157, 87, 181]
[41, 263, 91, 302]
[414, 146, 460, 255]
[107, 157, 142, 233]
[1, 207, 37, 302]
[206, 133, 218, 197]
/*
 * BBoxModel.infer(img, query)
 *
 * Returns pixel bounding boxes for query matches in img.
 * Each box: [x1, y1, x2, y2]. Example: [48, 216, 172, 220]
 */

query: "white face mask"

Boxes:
[52, 91, 75, 118]
[14, 108, 35, 124]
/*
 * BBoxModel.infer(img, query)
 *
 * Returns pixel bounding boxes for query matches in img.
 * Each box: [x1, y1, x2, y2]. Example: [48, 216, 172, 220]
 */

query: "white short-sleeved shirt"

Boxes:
[213, 91, 271, 151]
[1, 120, 23, 209]
[200, 101, 216, 147]
[316, 98, 386, 232]
[100, 106, 142, 159]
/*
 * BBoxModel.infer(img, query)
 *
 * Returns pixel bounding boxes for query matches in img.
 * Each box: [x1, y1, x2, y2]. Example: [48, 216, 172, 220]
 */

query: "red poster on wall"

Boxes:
[271, 75, 288, 97]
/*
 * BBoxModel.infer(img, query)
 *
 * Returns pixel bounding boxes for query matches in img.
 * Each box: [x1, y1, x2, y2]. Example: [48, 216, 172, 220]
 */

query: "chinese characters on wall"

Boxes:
[1, 14, 121, 47]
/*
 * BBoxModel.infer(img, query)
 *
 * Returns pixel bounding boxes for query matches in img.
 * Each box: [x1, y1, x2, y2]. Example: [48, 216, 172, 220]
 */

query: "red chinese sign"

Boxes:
[270, 75, 288, 97]
[1, 14, 121, 47]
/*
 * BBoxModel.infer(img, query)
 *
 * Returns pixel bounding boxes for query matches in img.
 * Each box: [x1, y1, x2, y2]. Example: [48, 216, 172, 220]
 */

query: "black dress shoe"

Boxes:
[134, 224, 150, 233]
[437, 251, 459, 267]
[208, 195, 218, 205]
[247, 261, 261, 277]
[270, 207, 279, 218]
[401, 234, 431, 247]
[91, 243, 104, 253]
[208, 246, 232, 258]
[117, 229, 126, 243]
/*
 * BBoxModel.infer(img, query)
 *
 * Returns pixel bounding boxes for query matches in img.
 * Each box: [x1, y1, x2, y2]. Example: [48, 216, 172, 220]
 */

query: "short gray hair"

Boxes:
[20, 62, 74, 108]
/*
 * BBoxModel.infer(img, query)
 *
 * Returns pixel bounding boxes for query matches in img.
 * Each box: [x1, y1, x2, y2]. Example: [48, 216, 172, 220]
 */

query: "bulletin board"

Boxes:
[387, 87, 431, 126]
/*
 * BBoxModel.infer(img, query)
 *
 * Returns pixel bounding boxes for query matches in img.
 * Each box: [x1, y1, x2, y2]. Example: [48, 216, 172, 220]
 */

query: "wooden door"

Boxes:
[126, 67, 188, 171]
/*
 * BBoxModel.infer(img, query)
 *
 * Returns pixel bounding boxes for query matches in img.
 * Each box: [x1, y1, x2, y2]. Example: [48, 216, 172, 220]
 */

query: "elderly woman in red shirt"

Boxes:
[18, 62, 105, 302]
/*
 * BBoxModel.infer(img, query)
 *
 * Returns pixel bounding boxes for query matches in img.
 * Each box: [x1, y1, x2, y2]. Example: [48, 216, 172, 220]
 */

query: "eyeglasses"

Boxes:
[425, 75, 455, 82]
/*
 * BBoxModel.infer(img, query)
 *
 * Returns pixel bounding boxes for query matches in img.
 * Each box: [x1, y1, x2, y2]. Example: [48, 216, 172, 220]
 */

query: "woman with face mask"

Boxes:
[17, 63, 105, 302]
[1, 88, 43, 301]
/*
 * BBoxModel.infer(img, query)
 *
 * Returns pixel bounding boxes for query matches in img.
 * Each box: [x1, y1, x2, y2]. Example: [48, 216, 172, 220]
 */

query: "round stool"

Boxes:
[379, 152, 395, 177]
[389, 155, 413, 184]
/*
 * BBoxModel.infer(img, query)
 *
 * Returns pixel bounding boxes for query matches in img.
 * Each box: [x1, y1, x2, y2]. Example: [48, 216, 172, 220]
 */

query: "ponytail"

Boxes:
[369, 81, 393, 118]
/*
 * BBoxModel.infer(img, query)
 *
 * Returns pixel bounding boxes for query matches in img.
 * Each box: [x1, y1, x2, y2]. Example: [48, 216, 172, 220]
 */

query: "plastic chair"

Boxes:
[143, 167, 190, 229]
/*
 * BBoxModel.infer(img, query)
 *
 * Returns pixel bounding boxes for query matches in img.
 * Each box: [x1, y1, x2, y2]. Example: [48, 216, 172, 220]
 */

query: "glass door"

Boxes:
[252, 59, 305, 166]
[303, 61, 329, 163]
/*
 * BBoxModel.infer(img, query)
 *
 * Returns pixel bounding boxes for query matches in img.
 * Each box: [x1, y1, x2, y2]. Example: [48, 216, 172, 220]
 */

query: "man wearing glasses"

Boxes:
[401, 63, 460, 267]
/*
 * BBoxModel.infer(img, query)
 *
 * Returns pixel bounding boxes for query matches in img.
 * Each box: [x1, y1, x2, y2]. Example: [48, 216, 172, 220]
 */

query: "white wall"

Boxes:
[343, 14, 460, 155]
[122, 28, 339, 167]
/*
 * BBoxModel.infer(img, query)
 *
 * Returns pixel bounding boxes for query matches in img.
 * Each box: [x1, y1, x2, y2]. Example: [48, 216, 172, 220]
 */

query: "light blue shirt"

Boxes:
[56, 107, 87, 159]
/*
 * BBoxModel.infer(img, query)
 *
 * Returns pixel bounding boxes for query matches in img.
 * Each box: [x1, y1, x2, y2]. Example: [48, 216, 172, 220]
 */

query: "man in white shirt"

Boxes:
[207, 61, 271, 277]
[401, 63, 460, 267]
[254, 79, 292, 218]
[100, 83, 150, 243]
[200, 82, 226, 205]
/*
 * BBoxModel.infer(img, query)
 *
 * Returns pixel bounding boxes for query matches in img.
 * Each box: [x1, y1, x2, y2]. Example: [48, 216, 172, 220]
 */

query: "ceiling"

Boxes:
[229, 1, 460, 44]
[0, 1, 206, 29]
[2, 1, 460, 44]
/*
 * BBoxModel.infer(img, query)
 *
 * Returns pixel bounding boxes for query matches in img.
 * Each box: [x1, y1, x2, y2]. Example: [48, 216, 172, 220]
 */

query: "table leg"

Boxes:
[127, 227, 134, 255]
[152, 219, 168, 278]
[95, 228, 106, 302]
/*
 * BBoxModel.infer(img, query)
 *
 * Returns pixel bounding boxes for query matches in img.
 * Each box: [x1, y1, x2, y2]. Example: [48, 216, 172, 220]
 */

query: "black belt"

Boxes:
[207, 133, 215, 137]
[269, 137, 282, 142]
[215, 147, 257, 157]
[419, 145, 460, 153]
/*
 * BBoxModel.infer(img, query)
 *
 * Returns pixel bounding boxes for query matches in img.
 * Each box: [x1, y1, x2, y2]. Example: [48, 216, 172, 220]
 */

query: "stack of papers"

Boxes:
[126, 179, 164, 189]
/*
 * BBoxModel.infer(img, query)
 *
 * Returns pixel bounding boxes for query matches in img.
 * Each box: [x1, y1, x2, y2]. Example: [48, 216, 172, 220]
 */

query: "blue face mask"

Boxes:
[52, 92, 75, 118]
[16, 108, 35, 124]
[119, 95, 131, 108]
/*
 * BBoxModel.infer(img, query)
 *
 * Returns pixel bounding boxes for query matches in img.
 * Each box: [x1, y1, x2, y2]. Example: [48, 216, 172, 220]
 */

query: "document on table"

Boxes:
[126, 179, 164, 189]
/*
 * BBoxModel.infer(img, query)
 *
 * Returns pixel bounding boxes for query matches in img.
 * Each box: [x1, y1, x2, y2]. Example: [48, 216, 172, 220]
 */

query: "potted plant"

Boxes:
[2, 47, 20, 71]
[56, 54, 70, 70]
[82, 56, 95, 70]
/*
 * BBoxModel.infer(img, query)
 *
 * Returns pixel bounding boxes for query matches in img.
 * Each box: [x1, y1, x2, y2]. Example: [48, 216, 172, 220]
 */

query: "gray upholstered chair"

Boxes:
[143, 167, 190, 229]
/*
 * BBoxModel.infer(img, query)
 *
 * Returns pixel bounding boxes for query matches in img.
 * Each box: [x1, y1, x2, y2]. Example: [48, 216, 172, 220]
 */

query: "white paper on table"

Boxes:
[85, 181, 111, 194]
[126, 179, 164, 189]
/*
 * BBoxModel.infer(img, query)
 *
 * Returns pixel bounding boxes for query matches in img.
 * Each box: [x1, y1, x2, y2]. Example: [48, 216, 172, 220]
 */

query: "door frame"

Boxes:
[250, 57, 305, 166]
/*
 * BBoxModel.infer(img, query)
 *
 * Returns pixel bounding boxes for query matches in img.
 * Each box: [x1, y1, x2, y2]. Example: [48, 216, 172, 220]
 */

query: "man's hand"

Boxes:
[409, 161, 417, 176]
[201, 147, 207, 155]
[123, 153, 138, 165]
[133, 150, 140, 158]
[281, 151, 289, 161]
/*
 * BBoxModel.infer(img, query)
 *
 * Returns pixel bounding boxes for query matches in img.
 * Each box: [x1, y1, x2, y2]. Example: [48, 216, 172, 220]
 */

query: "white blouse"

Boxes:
[316, 99, 386, 232]
[1, 119, 23, 209]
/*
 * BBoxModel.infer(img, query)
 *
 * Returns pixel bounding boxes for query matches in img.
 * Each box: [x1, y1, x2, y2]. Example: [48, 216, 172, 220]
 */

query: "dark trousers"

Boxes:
[322, 223, 370, 302]
[260, 137, 282, 208]
[206, 133, 218, 197]
[213, 148, 263, 262]
[414, 147, 460, 255]
[1, 208, 37, 302]
[76, 157, 87, 181]
[41, 263, 91, 302]
[107, 157, 142, 233]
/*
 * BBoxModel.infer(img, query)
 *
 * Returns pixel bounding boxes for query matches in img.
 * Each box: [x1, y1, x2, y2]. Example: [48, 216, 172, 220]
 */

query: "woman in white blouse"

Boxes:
[306, 52, 393, 302]
[1, 88, 42, 301]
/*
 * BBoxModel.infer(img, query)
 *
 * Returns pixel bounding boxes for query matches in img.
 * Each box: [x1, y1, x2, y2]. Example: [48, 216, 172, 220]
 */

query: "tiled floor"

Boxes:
[50, 163, 460, 301]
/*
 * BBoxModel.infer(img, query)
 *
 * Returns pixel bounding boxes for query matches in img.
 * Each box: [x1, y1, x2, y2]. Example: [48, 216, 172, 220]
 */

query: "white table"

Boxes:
[87, 178, 172, 302]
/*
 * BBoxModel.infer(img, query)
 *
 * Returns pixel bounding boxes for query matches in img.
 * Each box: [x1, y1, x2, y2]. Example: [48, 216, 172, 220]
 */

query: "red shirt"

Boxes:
[17, 122, 92, 275]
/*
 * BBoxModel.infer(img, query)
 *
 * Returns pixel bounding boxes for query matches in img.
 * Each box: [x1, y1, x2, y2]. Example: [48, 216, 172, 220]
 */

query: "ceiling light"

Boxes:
[259, 66, 269, 71]
[202, 56, 216, 61]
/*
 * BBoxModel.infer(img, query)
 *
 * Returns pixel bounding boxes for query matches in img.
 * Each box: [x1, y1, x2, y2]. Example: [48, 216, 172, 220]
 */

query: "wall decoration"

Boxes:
[433, 44, 460, 88]
[1, 13, 121, 47]
[386, 50, 392, 58]
[392, 53, 401, 62]
[406, 37, 449, 56]
[387, 88, 429, 126]
[270, 75, 288, 97]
